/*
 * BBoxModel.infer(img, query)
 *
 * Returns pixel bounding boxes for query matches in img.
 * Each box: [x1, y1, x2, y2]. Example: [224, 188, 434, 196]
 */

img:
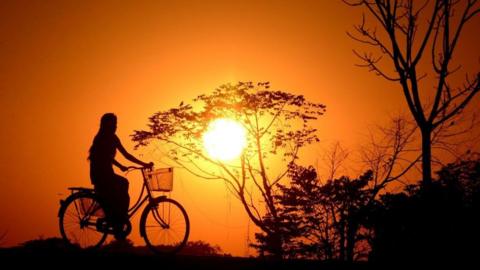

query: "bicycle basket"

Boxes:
[146, 168, 174, 192]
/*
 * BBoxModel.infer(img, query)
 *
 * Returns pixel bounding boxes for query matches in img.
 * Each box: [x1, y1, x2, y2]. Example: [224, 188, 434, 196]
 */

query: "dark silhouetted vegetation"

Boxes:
[20, 236, 66, 250]
[180, 240, 229, 257]
[253, 164, 373, 261]
[14, 237, 230, 257]
[367, 152, 480, 263]
[252, 152, 480, 263]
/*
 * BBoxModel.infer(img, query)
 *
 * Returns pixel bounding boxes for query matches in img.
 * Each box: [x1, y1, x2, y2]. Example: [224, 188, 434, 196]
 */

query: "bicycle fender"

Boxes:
[57, 199, 66, 217]
[151, 195, 167, 204]
[139, 196, 168, 237]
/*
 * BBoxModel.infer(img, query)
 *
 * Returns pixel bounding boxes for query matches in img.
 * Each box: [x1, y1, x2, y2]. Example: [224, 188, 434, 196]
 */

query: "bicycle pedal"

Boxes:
[95, 219, 113, 233]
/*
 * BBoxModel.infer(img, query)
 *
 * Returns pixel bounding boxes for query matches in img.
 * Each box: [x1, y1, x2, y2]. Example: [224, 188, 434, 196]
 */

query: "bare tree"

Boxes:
[322, 142, 350, 181]
[360, 115, 420, 195]
[346, 0, 480, 186]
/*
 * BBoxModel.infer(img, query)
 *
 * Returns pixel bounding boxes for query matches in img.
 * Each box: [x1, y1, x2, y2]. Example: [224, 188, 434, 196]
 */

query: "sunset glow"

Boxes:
[1, 0, 479, 259]
[202, 118, 247, 161]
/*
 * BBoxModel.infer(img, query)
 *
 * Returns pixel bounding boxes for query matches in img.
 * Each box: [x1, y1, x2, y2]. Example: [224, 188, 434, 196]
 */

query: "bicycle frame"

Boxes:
[125, 167, 169, 228]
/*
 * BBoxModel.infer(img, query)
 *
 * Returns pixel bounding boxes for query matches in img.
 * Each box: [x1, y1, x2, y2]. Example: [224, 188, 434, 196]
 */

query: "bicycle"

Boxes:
[58, 166, 190, 255]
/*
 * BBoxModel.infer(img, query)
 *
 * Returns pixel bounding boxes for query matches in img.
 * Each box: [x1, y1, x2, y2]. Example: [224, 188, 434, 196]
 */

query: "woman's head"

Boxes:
[88, 113, 117, 160]
[99, 113, 117, 135]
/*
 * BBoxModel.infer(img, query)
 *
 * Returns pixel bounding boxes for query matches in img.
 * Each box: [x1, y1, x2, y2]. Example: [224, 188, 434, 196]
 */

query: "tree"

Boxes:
[132, 81, 326, 257]
[346, 0, 480, 186]
[268, 164, 374, 261]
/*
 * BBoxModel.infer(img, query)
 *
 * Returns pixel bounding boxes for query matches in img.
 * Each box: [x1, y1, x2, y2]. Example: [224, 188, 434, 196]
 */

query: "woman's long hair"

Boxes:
[88, 113, 117, 161]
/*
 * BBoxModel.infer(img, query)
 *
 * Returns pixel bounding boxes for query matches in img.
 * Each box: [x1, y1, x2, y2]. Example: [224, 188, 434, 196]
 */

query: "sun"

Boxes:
[202, 118, 247, 161]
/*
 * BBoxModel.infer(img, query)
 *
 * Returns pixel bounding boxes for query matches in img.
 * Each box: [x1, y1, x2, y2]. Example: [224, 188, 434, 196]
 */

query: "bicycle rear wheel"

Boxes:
[59, 192, 108, 249]
[140, 198, 190, 255]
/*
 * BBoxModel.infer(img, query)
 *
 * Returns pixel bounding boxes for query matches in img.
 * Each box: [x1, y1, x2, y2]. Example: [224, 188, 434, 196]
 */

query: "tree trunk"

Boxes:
[346, 218, 358, 262]
[339, 219, 346, 261]
[421, 128, 432, 187]
[269, 231, 283, 259]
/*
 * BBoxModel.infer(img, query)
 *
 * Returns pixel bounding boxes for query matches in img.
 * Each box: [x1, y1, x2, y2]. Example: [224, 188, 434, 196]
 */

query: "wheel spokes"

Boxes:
[60, 195, 107, 249]
[143, 200, 188, 253]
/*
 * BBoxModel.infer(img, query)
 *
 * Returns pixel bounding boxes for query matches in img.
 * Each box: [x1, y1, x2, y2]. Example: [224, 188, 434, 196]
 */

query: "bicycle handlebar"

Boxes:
[127, 166, 145, 170]
[125, 165, 153, 175]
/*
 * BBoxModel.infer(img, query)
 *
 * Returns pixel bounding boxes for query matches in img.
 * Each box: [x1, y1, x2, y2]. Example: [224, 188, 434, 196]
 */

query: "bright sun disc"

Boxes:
[203, 118, 247, 161]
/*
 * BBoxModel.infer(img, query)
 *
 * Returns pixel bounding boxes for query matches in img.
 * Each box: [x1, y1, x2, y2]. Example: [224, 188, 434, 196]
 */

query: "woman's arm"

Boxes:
[116, 136, 151, 167]
[113, 159, 128, 171]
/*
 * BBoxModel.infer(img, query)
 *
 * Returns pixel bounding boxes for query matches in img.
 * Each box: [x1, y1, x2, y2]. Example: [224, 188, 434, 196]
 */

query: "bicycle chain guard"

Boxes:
[96, 218, 132, 237]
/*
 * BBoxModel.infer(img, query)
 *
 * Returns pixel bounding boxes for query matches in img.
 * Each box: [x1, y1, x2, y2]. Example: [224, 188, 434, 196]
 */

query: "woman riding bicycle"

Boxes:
[88, 113, 153, 240]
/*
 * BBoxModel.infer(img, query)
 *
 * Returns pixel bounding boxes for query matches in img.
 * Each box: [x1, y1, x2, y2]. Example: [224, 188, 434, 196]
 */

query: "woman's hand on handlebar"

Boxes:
[144, 162, 154, 169]
[124, 163, 154, 174]
[125, 165, 143, 175]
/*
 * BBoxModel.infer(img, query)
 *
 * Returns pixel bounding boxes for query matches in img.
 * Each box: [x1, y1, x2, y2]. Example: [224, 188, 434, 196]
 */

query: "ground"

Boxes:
[0, 246, 370, 270]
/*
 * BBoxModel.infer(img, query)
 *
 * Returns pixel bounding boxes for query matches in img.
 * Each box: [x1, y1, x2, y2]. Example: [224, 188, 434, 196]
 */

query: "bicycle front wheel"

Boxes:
[140, 198, 190, 255]
[59, 192, 108, 249]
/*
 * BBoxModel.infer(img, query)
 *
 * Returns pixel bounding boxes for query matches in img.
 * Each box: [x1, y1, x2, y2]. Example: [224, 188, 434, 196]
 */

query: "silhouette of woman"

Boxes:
[88, 113, 152, 239]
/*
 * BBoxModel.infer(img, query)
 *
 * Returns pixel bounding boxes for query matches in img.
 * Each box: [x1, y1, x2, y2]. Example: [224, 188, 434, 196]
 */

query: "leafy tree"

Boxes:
[269, 165, 374, 261]
[346, 0, 480, 186]
[132, 81, 326, 257]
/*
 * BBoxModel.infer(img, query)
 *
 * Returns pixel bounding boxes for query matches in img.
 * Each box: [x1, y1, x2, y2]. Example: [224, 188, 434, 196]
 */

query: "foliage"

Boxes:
[19, 236, 67, 251]
[367, 152, 480, 263]
[132, 82, 325, 161]
[254, 164, 375, 261]
[180, 240, 230, 256]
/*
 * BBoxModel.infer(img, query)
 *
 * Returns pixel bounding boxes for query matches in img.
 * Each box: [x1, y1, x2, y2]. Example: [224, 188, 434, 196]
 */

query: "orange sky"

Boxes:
[1, 0, 479, 256]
